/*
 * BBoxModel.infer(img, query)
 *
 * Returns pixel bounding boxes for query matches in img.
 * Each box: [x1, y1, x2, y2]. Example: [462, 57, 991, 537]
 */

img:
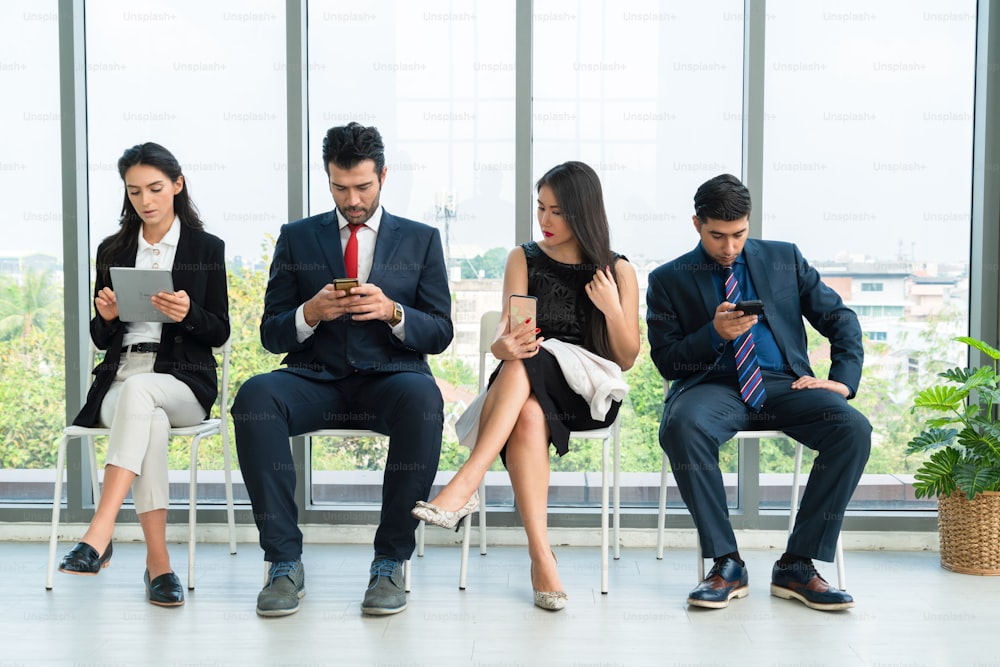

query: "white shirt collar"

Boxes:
[137, 216, 181, 251]
[336, 206, 383, 232]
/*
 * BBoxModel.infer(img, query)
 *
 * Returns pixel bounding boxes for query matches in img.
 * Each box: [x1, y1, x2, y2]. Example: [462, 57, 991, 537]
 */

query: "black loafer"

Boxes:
[687, 556, 749, 609]
[144, 570, 185, 607]
[59, 541, 113, 575]
[770, 559, 854, 611]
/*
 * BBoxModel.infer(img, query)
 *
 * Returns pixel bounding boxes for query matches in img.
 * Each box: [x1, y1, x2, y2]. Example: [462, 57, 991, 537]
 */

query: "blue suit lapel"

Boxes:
[688, 247, 721, 316]
[369, 212, 402, 285]
[743, 240, 773, 303]
[744, 240, 791, 361]
[314, 211, 347, 279]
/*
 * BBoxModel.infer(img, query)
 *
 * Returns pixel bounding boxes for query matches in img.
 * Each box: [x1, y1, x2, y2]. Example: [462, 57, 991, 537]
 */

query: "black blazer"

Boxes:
[259, 208, 453, 379]
[73, 226, 230, 427]
[646, 238, 863, 412]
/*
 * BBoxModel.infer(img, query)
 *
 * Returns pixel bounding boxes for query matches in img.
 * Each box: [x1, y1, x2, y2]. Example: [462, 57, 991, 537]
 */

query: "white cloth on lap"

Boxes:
[454, 339, 629, 448]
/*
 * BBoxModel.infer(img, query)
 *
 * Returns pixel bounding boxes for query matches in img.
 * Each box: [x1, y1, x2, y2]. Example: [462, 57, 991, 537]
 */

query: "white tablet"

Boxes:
[109, 267, 175, 323]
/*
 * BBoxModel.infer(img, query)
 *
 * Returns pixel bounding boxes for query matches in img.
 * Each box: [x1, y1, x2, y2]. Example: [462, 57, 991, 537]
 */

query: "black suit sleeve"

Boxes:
[89, 240, 126, 350]
[178, 234, 230, 348]
[792, 245, 864, 397]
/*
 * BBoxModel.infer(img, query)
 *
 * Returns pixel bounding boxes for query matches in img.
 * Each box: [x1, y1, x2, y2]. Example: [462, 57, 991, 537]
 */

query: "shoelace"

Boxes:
[370, 558, 399, 578]
[268, 561, 298, 585]
[800, 560, 822, 581]
[782, 559, 823, 582]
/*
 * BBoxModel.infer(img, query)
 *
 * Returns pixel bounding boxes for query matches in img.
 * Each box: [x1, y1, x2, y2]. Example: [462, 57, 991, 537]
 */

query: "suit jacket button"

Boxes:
[174, 335, 183, 342]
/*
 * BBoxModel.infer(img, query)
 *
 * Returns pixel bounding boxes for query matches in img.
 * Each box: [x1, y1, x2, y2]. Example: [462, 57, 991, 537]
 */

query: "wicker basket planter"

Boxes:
[937, 491, 1000, 575]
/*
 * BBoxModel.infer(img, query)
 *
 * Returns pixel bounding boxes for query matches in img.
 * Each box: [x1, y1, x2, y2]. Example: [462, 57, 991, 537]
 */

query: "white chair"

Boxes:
[657, 430, 846, 589]
[46, 339, 237, 591]
[457, 310, 622, 594]
[292, 428, 417, 592]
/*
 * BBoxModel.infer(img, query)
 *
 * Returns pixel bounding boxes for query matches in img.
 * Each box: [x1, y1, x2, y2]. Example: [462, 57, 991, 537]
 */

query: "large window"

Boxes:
[0, 2, 988, 529]
[763, 0, 976, 509]
[0, 1, 64, 502]
[81, 0, 287, 503]
[306, 0, 516, 502]
[532, 0, 746, 496]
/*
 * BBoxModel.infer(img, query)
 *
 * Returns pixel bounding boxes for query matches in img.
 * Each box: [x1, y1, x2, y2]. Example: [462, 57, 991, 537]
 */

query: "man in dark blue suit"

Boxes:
[232, 123, 453, 617]
[646, 174, 870, 611]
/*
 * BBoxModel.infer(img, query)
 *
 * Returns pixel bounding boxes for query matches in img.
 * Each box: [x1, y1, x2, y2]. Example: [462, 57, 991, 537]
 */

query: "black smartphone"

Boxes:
[333, 278, 359, 293]
[509, 294, 538, 331]
[734, 299, 764, 316]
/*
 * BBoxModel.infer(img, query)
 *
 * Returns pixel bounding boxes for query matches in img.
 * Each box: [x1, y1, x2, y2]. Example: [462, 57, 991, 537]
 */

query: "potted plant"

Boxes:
[906, 336, 1000, 575]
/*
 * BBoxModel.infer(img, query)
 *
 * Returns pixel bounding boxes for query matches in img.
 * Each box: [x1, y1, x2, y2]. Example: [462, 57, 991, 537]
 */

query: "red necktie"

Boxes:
[344, 223, 364, 279]
[724, 266, 766, 411]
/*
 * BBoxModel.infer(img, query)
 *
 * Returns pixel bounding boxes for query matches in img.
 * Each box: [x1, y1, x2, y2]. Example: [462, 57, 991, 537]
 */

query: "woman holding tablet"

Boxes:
[58, 143, 229, 607]
[412, 162, 640, 611]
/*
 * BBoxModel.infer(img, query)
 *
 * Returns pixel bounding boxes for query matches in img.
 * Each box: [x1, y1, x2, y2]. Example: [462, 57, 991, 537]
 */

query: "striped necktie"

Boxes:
[724, 266, 766, 411]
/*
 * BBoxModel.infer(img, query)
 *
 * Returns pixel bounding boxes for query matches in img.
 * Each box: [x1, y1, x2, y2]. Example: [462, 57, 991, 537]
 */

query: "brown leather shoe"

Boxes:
[687, 556, 749, 609]
[770, 560, 854, 611]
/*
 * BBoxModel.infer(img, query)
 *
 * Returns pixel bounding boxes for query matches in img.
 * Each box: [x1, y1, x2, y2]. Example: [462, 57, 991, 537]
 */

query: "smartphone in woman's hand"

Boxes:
[509, 294, 537, 333]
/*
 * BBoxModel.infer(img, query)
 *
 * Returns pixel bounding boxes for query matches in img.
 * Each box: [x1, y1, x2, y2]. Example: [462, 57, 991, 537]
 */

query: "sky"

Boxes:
[0, 0, 977, 270]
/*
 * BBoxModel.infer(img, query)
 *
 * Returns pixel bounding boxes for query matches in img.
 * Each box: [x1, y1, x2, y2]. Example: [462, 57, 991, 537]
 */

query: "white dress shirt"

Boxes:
[122, 216, 180, 347]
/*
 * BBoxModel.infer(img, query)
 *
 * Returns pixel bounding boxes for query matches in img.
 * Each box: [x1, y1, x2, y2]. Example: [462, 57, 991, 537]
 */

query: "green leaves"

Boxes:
[908, 336, 1000, 499]
[957, 336, 1000, 361]
[906, 427, 958, 455]
[952, 463, 1000, 500]
[912, 385, 968, 412]
[912, 447, 960, 499]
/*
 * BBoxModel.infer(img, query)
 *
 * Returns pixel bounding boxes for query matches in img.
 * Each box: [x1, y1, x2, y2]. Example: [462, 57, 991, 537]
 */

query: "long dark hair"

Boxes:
[536, 161, 617, 359]
[97, 142, 204, 284]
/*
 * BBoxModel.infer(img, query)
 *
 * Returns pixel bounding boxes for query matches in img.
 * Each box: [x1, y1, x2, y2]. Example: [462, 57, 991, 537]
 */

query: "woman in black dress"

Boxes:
[413, 161, 640, 610]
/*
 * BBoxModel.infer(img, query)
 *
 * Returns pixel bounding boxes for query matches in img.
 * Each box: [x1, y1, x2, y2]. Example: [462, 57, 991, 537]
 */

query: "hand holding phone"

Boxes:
[333, 278, 359, 294]
[734, 299, 764, 316]
[509, 294, 537, 332]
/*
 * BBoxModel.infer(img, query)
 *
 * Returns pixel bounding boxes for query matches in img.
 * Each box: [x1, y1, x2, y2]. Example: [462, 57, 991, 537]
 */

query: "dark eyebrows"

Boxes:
[330, 178, 374, 189]
[126, 179, 166, 190]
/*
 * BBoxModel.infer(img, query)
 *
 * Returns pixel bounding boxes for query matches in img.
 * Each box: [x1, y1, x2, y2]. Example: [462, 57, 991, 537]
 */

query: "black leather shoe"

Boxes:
[144, 570, 185, 607]
[58, 541, 112, 575]
[687, 556, 749, 609]
[770, 559, 854, 611]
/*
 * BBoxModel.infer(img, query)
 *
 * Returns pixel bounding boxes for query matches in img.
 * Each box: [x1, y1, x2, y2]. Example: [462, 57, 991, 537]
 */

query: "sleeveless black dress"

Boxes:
[492, 241, 624, 459]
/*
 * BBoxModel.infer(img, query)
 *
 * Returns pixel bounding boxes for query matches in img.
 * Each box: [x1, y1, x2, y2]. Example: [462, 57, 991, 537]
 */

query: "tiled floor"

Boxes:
[6, 538, 998, 666]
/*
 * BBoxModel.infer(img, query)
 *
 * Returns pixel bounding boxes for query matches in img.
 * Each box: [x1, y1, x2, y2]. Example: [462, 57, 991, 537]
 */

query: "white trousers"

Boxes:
[99, 351, 206, 514]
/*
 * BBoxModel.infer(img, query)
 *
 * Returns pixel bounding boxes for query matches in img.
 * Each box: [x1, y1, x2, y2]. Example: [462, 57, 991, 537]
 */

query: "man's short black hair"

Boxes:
[322, 122, 385, 175]
[693, 173, 752, 223]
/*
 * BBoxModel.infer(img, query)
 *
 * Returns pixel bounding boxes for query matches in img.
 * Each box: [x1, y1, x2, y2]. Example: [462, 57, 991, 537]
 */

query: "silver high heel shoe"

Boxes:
[411, 492, 479, 530]
[531, 554, 567, 611]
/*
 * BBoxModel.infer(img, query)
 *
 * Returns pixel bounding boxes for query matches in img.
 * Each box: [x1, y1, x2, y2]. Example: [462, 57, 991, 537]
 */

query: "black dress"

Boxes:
[493, 241, 624, 459]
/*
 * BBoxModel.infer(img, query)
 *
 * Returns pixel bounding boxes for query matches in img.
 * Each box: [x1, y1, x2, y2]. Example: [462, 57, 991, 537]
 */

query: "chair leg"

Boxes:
[789, 443, 804, 533]
[404, 559, 411, 593]
[416, 520, 425, 557]
[459, 513, 471, 590]
[459, 478, 488, 590]
[656, 454, 668, 560]
[600, 432, 609, 594]
[87, 435, 101, 505]
[188, 433, 202, 591]
[612, 428, 621, 561]
[221, 429, 237, 555]
[477, 477, 487, 556]
[46, 435, 71, 590]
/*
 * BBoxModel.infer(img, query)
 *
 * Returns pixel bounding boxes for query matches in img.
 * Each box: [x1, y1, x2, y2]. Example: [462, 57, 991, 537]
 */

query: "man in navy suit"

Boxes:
[646, 174, 870, 611]
[232, 123, 453, 617]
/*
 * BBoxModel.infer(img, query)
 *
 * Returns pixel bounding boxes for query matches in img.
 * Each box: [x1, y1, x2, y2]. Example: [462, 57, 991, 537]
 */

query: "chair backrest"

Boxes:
[479, 310, 502, 391]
